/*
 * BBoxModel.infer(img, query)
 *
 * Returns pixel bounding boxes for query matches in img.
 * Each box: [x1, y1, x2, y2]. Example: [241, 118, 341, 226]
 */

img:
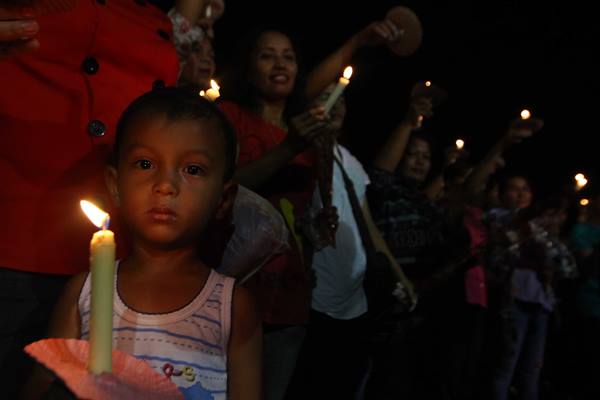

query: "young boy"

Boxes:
[25, 87, 261, 400]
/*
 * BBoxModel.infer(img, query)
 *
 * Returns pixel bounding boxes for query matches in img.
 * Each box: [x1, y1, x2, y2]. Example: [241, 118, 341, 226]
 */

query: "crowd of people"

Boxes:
[1, 1, 599, 399]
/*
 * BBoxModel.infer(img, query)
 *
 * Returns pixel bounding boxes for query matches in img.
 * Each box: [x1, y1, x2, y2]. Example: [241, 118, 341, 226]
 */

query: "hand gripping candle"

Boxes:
[323, 66, 353, 114]
[80, 200, 115, 374]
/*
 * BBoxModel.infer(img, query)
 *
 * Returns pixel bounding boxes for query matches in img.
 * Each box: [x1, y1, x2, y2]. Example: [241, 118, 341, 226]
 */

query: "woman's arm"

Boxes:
[234, 108, 329, 190]
[305, 20, 401, 100]
[228, 285, 262, 400]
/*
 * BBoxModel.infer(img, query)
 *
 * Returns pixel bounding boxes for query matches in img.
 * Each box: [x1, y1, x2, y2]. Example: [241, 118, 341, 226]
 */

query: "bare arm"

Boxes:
[465, 127, 534, 198]
[22, 272, 86, 400]
[305, 20, 401, 100]
[0, 7, 40, 59]
[228, 285, 262, 400]
[234, 107, 329, 190]
[372, 97, 432, 173]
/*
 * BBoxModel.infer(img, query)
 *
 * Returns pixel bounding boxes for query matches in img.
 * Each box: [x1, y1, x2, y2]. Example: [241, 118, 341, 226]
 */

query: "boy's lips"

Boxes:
[147, 206, 177, 222]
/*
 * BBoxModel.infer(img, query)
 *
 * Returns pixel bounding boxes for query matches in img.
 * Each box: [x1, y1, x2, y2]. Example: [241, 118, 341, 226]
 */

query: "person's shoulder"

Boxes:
[64, 271, 89, 300]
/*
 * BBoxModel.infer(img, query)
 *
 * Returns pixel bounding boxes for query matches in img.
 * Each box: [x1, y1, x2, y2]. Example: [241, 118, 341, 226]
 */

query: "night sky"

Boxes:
[209, 0, 598, 198]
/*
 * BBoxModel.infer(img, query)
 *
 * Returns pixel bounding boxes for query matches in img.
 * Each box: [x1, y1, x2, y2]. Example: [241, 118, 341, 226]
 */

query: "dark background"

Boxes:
[186, 0, 598, 198]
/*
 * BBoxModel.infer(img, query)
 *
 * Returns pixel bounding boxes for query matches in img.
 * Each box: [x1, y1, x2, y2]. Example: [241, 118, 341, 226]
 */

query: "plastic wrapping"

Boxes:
[217, 185, 289, 283]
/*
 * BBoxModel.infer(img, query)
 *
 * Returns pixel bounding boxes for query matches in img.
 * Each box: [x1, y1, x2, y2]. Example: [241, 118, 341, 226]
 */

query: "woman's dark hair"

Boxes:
[219, 26, 308, 123]
[111, 86, 238, 181]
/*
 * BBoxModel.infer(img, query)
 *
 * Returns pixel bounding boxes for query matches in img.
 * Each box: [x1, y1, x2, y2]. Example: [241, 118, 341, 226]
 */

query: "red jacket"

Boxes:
[0, 0, 179, 275]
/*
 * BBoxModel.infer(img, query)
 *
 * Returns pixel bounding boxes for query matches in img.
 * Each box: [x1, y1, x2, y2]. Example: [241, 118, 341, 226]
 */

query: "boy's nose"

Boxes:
[153, 173, 178, 196]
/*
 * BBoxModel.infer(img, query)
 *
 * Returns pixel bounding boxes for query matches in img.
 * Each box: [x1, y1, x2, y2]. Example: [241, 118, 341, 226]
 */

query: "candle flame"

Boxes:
[81, 200, 110, 230]
[425, 81, 432, 87]
[520, 109, 531, 120]
[210, 79, 220, 91]
[580, 198, 590, 206]
[575, 173, 586, 182]
[343, 66, 353, 80]
[576, 178, 588, 189]
[199, 90, 206, 97]
[455, 139, 465, 149]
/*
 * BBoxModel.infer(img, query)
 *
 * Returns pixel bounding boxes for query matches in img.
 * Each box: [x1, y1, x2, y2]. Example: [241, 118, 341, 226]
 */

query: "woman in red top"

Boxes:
[0, 1, 178, 395]
[218, 21, 403, 399]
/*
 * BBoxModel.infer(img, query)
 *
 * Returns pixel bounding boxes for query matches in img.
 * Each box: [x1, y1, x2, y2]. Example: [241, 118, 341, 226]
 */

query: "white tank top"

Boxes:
[78, 262, 235, 399]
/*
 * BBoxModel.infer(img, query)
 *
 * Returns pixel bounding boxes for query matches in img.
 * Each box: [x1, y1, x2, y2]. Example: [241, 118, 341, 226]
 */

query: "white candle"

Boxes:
[200, 79, 220, 101]
[80, 200, 115, 374]
[323, 66, 353, 113]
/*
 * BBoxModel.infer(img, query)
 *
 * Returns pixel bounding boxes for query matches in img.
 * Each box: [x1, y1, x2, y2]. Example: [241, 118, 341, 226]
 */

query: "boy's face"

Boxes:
[107, 115, 231, 249]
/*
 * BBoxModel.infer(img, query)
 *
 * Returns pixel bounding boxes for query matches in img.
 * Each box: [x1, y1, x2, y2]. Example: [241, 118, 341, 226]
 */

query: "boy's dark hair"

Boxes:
[111, 86, 238, 181]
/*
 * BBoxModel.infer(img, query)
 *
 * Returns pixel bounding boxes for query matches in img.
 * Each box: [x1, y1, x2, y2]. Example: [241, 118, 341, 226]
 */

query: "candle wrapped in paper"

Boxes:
[4, 0, 79, 14]
[24, 339, 183, 400]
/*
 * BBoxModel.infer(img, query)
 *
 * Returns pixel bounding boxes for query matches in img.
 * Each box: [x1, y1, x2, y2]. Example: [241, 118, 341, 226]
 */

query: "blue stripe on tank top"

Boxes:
[111, 327, 222, 350]
[190, 314, 221, 327]
[135, 354, 227, 374]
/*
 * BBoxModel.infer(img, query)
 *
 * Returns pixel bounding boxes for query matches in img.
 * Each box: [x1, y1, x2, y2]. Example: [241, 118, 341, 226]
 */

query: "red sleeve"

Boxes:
[219, 101, 268, 167]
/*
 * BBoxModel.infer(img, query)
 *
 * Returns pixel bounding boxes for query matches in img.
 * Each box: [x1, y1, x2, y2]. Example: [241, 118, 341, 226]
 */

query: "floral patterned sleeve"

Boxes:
[167, 8, 206, 65]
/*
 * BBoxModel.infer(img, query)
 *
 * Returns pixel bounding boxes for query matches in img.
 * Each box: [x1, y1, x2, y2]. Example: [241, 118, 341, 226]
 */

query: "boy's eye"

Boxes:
[185, 165, 205, 176]
[135, 159, 152, 169]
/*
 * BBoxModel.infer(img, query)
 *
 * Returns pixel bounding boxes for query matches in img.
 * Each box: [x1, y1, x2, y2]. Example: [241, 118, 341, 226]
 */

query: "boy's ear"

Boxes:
[105, 165, 120, 206]
[214, 181, 238, 221]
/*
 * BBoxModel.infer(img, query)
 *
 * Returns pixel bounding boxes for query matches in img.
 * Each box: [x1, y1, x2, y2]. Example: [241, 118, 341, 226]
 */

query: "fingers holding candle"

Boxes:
[323, 66, 352, 114]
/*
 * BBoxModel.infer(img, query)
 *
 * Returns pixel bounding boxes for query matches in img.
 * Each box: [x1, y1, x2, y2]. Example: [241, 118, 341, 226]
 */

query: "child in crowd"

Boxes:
[25, 87, 261, 400]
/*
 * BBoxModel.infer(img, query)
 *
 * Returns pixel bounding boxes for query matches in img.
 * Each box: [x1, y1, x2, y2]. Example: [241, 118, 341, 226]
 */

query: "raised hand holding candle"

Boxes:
[80, 200, 115, 374]
[323, 66, 353, 113]
[200, 79, 220, 101]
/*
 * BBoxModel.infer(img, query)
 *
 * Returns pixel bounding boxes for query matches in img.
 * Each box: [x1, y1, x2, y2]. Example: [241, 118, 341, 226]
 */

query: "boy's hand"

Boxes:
[0, 7, 39, 59]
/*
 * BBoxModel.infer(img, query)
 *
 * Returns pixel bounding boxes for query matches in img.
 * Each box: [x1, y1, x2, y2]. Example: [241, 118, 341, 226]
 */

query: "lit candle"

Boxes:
[520, 109, 531, 120]
[425, 80, 432, 87]
[323, 66, 353, 113]
[575, 173, 588, 191]
[580, 198, 589, 206]
[455, 139, 465, 150]
[80, 200, 115, 374]
[200, 79, 220, 102]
